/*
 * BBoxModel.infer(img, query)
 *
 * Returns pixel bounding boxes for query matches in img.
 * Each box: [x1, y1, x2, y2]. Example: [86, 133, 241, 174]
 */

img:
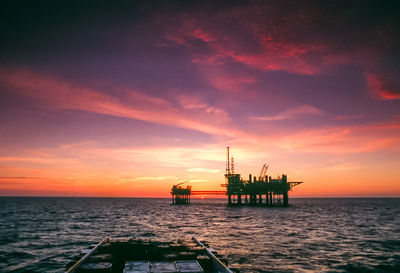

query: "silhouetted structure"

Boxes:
[171, 147, 303, 206]
[224, 147, 303, 206]
[171, 184, 192, 204]
[225, 172, 302, 206]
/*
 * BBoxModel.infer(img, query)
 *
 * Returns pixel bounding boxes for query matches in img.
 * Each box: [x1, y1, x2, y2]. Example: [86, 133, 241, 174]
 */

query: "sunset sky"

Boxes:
[0, 1, 399, 197]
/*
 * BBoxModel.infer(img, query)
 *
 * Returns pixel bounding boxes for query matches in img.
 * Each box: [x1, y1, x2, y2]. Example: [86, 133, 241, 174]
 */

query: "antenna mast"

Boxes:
[226, 147, 231, 175]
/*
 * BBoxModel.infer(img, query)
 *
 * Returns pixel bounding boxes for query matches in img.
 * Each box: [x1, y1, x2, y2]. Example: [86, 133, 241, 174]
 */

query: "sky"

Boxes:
[0, 0, 399, 197]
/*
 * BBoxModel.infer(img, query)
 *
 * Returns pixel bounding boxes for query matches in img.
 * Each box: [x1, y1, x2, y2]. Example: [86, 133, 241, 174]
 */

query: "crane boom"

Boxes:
[175, 180, 189, 187]
[258, 164, 266, 180]
[261, 164, 269, 178]
[258, 164, 269, 180]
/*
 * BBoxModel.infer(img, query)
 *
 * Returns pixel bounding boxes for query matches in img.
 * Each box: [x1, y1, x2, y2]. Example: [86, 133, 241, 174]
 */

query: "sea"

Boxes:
[0, 197, 399, 273]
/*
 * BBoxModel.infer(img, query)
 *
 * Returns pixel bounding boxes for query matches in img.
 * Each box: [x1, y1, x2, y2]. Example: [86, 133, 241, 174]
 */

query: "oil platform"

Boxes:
[171, 147, 303, 206]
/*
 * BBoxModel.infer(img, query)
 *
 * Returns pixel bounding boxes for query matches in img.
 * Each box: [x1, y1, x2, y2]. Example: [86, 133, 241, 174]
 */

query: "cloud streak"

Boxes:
[129, 176, 178, 181]
[161, 4, 374, 76]
[252, 105, 323, 121]
[186, 168, 220, 173]
[0, 68, 243, 138]
[1, 66, 398, 160]
[367, 74, 400, 100]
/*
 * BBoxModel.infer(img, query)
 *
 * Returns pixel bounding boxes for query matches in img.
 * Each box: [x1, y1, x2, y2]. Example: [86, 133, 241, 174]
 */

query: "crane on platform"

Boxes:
[173, 181, 189, 187]
[258, 164, 269, 180]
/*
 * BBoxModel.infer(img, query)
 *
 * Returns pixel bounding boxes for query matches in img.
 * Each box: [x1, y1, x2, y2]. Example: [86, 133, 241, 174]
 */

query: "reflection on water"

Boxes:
[0, 197, 399, 272]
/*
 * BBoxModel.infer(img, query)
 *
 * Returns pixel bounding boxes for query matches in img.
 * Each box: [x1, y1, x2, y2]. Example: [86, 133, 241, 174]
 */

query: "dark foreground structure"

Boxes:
[225, 173, 302, 206]
[66, 237, 233, 273]
[171, 147, 303, 206]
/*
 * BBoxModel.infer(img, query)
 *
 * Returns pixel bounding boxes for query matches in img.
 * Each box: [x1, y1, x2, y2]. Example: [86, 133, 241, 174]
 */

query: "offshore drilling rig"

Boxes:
[223, 147, 303, 206]
[171, 147, 303, 205]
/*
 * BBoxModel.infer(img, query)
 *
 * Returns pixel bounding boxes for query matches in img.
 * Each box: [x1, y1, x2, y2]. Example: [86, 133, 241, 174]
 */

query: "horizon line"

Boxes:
[1, 195, 399, 198]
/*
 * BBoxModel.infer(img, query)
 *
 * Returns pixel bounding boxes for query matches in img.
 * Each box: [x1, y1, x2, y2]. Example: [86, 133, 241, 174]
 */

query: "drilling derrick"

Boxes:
[224, 147, 234, 185]
[224, 147, 242, 204]
[225, 147, 231, 175]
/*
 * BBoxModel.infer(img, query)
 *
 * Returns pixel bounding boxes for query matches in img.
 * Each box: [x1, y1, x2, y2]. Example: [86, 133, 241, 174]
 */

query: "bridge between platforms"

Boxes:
[191, 191, 226, 195]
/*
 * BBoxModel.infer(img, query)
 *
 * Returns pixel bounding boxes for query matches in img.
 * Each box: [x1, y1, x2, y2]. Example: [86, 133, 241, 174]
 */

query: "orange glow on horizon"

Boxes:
[0, 3, 399, 198]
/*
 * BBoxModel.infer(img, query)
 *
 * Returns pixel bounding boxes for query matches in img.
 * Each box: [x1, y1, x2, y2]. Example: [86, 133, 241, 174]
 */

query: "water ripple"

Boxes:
[0, 197, 399, 272]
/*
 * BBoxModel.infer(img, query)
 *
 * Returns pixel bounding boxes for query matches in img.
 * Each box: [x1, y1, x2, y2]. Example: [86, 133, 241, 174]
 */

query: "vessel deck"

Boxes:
[66, 237, 233, 273]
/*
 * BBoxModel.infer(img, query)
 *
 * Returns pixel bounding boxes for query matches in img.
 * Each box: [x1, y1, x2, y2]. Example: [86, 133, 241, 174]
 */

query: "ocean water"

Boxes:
[0, 197, 399, 273]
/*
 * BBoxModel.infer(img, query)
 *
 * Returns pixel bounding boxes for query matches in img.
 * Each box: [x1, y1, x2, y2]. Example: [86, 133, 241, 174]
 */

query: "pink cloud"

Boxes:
[366, 74, 400, 100]
[204, 70, 256, 92]
[164, 17, 217, 47]
[361, 120, 400, 130]
[161, 7, 354, 76]
[0, 156, 71, 163]
[177, 94, 230, 122]
[252, 105, 323, 121]
[272, 120, 400, 154]
[1, 68, 399, 157]
[167, 28, 325, 75]
[227, 37, 326, 75]
[0, 68, 242, 138]
[334, 115, 364, 121]
[192, 28, 215, 43]
[177, 94, 209, 110]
